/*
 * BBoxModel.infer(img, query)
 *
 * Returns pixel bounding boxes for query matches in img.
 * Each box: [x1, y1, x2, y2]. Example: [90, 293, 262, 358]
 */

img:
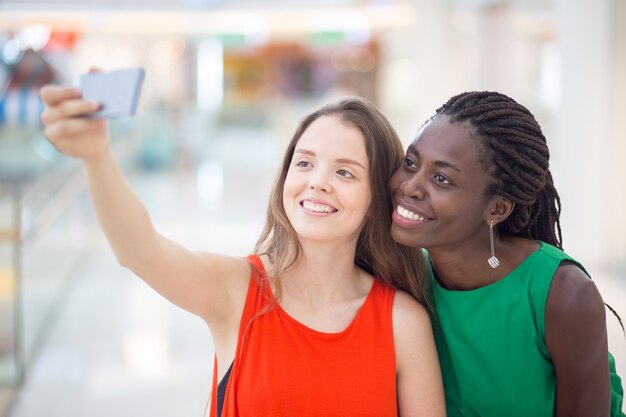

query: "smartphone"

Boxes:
[75, 67, 145, 119]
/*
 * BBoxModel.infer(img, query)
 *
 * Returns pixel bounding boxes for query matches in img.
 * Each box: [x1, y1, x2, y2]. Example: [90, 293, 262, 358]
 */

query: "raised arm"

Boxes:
[393, 291, 446, 417]
[39, 85, 250, 331]
[546, 263, 611, 417]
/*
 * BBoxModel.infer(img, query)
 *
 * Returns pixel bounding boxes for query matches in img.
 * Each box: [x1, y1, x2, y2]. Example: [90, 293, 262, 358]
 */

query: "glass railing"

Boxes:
[0, 121, 140, 387]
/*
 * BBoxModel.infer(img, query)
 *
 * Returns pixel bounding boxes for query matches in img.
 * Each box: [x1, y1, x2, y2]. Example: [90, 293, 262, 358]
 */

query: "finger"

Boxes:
[44, 117, 106, 142]
[41, 99, 101, 124]
[39, 85, 82, 106]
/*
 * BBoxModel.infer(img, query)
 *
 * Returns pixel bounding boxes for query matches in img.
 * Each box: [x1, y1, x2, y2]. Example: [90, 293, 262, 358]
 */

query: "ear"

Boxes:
[485, 196, 515, 225]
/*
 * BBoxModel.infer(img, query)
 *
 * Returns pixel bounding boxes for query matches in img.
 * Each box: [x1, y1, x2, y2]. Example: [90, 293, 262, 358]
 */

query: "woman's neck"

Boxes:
[277, 240, 368, 305]
[429, 235, 536, 291]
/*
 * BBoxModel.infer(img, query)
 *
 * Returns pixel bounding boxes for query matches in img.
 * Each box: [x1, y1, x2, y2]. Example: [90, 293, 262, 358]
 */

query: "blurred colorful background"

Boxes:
[0, 0, 624, 415]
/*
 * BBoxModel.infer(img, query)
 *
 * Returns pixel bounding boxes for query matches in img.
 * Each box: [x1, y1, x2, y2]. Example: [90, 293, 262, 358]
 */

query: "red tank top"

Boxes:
[209, 255, 398, 417]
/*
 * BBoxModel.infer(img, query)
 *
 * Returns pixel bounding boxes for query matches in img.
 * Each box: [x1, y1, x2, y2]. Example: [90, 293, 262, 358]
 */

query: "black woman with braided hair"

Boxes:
[389, 91, 625, 417]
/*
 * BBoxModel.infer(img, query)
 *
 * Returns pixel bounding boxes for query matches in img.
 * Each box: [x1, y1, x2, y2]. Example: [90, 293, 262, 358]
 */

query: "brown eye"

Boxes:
[403, 157, 417, 169]
[433, 173, 451, 185]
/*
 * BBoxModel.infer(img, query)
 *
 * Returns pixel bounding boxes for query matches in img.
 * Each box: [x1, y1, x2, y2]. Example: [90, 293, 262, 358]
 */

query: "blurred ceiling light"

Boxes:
[197, 39, 223, 113]
[540, 41, 560, 110]
[214, 13, 270, 47]
[311, 10, 370, 45]
[2, 39, 24, 64]
[0, 4, 415, 36]
[181, 0, 218, 8]
[238, 12, 271, 47]
[17, 23, 51, 50]
[455, 0, 506, 6]
[197, 159, 224, 206]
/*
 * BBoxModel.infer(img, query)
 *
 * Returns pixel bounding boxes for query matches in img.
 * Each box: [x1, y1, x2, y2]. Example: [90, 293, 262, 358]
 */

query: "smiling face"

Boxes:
[283, 115, 372, 245]
[390, 115, 497, 251]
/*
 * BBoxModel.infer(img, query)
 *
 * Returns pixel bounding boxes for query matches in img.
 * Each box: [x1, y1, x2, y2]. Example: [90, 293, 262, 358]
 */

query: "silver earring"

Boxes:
[488, 219, 500, 268]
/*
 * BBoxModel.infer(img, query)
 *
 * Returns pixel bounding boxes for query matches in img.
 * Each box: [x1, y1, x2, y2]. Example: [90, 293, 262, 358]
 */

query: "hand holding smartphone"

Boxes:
[76, 67, 145, 119]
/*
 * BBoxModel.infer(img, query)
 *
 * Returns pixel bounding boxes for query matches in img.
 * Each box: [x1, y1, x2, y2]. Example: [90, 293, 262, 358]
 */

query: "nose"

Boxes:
[397, 171, 426, 200]
[308, 170, 331, 192]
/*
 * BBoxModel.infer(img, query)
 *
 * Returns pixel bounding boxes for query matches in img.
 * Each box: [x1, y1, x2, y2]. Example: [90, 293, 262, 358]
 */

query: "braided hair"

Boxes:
[435, 91, 563, 249]
[435, 92, 624, 332]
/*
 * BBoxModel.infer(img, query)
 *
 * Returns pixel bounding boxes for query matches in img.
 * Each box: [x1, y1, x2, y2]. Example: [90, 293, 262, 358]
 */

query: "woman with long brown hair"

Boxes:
[39, 83, 445, 417]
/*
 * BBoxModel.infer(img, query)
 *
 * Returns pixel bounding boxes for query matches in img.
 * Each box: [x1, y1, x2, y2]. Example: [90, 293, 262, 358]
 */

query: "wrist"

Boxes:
[82, 146, 114, 168]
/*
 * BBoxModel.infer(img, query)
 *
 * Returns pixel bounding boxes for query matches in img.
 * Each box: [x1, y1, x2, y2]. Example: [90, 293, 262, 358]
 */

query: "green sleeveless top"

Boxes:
[429, 241, 624, 417]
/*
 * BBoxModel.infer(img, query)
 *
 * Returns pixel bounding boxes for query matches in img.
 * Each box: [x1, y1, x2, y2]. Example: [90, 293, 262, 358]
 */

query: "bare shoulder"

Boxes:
[392, 290, 433, 339]
[547, 263, 605, 320]
[545, 262, 607, 355]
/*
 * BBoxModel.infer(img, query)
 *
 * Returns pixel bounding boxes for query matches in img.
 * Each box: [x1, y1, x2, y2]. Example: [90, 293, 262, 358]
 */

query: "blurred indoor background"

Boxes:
[0, 0, 624, 415]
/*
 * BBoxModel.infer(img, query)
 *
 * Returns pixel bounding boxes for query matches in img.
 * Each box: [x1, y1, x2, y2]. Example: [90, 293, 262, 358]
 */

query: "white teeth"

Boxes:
[397, 205, 427, 221]
[303, 201, 334, 213]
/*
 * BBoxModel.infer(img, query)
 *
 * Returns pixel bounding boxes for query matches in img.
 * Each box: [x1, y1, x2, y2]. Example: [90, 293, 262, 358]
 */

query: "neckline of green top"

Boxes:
[429, 241, 545, 294]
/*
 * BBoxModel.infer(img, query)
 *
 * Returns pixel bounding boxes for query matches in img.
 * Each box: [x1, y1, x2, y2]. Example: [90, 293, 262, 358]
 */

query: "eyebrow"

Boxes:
[406, 144, 461, 172]
[294, 149, 367, 170]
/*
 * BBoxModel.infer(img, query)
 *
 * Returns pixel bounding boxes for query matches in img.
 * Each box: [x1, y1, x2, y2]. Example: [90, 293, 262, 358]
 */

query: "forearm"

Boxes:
[83, 149, 159, 272]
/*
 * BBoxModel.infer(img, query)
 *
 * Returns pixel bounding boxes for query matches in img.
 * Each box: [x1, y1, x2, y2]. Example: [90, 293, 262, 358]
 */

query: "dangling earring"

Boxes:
[488, 219, 500, 268]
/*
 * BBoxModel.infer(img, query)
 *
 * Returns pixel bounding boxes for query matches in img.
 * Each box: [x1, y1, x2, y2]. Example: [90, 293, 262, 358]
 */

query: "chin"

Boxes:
[390, 225, 418, 248]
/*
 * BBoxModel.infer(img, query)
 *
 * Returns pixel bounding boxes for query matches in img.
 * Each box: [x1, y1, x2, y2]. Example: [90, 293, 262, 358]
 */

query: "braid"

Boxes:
[436, 91, 625, 334]
[436, 91, 563, 248]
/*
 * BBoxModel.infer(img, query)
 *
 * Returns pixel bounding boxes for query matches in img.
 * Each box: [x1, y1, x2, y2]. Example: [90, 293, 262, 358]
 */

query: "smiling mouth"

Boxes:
[302, 200, 337, 214]
[396, 205, 430, 221]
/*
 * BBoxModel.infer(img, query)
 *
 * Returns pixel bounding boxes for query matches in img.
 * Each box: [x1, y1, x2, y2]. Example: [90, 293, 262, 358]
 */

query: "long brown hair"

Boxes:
[254, 96, 429, 307]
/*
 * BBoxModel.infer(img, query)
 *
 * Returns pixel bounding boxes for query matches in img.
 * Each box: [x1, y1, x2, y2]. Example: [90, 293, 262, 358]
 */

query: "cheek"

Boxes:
[344, 183, 366, 202]
[435, 198, 487, 231]
[359, 180, 374, 210]
[389, 170, 403, 192]
[282, 173, 299, 211]
[361, 193, 373, 217]
[282, 171, 299, 197]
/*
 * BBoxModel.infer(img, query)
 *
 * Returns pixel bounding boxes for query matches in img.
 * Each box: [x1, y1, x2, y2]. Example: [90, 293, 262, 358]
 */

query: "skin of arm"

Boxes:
[39, 85, 250, 335]
[393, 290, 446, 417]
[545, 263, 611, 417]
